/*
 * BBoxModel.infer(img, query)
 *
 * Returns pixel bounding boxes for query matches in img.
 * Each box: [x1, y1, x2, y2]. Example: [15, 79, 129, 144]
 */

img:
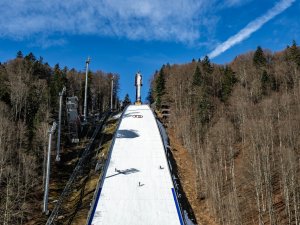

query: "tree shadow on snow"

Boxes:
[123, 111, 140, 118]
[116, 129, 139, 138]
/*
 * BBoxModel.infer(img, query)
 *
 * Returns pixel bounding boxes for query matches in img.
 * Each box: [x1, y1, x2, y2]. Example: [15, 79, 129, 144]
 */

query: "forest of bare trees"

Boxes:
[0, 52, 118, 224]
[150, 41, 300, 225]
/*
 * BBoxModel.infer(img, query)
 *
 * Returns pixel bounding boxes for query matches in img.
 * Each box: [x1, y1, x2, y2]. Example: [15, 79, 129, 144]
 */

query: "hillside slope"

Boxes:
[150, 43, 300, 225]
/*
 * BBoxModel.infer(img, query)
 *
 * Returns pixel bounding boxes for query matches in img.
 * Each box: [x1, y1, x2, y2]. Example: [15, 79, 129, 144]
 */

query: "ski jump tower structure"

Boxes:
[135, 72, 142, 105]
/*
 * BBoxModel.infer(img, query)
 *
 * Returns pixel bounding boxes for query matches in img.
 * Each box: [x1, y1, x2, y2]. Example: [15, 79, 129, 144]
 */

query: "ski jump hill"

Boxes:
[87, 104, 184, 225]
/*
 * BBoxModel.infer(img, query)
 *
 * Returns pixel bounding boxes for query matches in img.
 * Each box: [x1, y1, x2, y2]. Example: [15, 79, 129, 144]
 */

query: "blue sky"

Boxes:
[0, 0, 299, 102]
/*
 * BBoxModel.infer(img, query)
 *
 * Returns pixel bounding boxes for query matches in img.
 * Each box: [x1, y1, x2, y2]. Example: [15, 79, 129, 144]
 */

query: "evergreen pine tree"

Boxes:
[123, 94, 131, 108]
[16, 50, 23, 59]
[202, 55, 213, 75]
[220, 66, 237, 102]
[26, 83, 45, 145]
[192, 65, 202, 86]
[147, 88, 154, 104]
[0, 66, 10, 104]
[50, 64, 65, 109]
[24, 52, 36, 62]
[198, 95, 211, 125]
[261, 70, 270, 95]
[155, 68, 166, 108]
[253, 46, 266, 68]
[261, 70, 269, 85]
[289, 40, 300, 66]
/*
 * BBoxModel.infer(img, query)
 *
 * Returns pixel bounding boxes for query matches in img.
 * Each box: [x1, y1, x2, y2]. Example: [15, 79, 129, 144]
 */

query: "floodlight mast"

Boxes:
[43, 122, 57, 214]
[110, 76, 114, 111]
[83, 57, 90, 122]
[56, 86, 66, 162]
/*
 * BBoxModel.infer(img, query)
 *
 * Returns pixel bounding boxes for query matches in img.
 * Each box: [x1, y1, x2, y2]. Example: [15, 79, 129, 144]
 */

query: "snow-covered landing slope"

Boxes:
[89, 105, 183, 225]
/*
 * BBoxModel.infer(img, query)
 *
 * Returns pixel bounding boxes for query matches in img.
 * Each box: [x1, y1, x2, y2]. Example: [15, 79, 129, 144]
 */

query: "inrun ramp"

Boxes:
[88, 105, 183, 225]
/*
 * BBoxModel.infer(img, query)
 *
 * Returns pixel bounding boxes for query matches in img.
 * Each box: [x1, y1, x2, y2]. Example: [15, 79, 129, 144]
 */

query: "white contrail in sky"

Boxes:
[208, 0, 296, 59]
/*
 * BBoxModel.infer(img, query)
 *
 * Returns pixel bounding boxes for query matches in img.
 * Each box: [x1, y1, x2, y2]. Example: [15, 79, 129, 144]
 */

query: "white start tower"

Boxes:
[135, 71, 142, 105]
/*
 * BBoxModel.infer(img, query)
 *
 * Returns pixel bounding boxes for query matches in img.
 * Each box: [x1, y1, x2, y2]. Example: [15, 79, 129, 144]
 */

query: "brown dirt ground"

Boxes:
[167, 129, 219, 225]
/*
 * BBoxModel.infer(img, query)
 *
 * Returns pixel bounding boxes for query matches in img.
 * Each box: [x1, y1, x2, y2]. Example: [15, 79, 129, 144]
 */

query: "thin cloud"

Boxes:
[0, 0, 212, 45]
[29, 36, 67, 49]
[208, 0, 296, 59]
[223, 0, 253, 7]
